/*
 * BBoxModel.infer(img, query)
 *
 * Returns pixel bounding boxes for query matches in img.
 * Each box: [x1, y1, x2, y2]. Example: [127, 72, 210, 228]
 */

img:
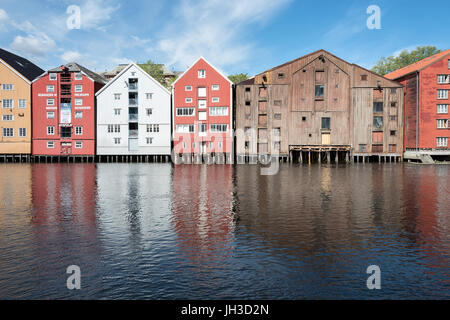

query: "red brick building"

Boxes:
[32, 63, 106, 158]
[386, 50, 450, 162]
[172, 57, 233, 164]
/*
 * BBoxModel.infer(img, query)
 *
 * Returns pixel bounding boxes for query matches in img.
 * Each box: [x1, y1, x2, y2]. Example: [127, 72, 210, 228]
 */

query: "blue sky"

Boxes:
[0, 0, 449, 75]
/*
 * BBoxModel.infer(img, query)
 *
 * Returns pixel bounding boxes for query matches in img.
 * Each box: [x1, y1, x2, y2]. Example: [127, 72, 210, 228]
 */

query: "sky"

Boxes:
[0, 0, 449, 76]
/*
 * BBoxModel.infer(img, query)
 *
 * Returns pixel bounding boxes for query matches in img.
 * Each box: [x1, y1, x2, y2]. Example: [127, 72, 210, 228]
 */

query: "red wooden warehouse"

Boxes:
[32, 63, 106, 158]
[386, 50, 450, 162]
[172, 57, 233, 164]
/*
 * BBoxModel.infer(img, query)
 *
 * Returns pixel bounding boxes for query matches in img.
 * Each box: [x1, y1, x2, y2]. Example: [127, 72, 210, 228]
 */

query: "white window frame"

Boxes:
[146, 108, 153, 116]
[113, 137, 121, 145]
[47, 99, 55, 106]
[75, 111, 83, 119]
[46, 85, 55, 93]
[75, 85, 83, 93]
[437, 75, 450, 84]
[47, 141, 55, 148]
[2, 115, 13, 121]
[114, 108, 121, 115]
[437, 119, 448, 129]
[146, 93, 153, 99]
[2, 99, 14, 108]
[437, 104, 448, 114]
[212, 97, 220, 103]
[47, 126, 55, 135]
[176, 107, 195, 116]
[198, 69, 206, 78]
[146, 137, 153, 144]
[198, 87, 207, 97]
[74, 73, 82, 80]
[18, 99, 26, 108]
[185, 85, 193, 91]
[2, 84, 14, 91]
[198, 99, 207, 109]
[210, 124, 228, 133]
[2, 128, 14, 137]
[49, 73, 57, 81]
[47, 112, 55, 119]
[19, 128, 26, 137]
[437, 137, 448, 147]
[75, 141, 83, 148]
[176, 124, 195, 133]
[437, 89, 448, 100]
[75, 126, 83, 135]
[198, 110, 207, 121]
[114, 94, 121, 100]
[185, 98, 193, 103]
[75, 99, 82, 106]
[212, 84, 220, 91]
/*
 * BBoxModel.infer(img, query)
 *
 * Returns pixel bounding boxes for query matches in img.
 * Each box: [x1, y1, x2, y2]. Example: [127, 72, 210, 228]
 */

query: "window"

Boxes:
[198, 99, 207, 109]
[47, 112, 55, 119]
[107, 125, 120, 133]
[391, 88, 397, 94]
[209, 107, 228, 116]
[374, 102, 383, 113]
[146, 124, 159, 132]
[75, 111, 83, 119]
[212, 97, 219, 103]
[390, 115, 397, 121]
[198, 111, 207, 121]
[373, 116, 383, 128]
[212, 84, 220, 91]
[245, 87, 251, 92]
[315, 85, 324, 98]
[47, 141, 54, 148]
[114, 108, 121, 115]
[361, 75, 368, 81]
[391, 102, 397, 107]
[274, 142, 281, 150]
[75, 99, 82, 106]
[74, 73, 82, 80]
[2, 115, 13, 121]
[176, 124, 195, 133]
[437, 75, 450, 84]
[46, 85, 54, 93]
[274, 128, 281, 137]
[185, 98, 193, 103]
[437, 89, 448, 99]
[210, 124, 228, 133]
[390, 130, 396, 136]
[49, 73, 57, 81]
[114, 138, 121, 145]
[185, 86, 192, 91]
[448, 59, 450, 69]
[3, 128, 13, 137]
[177, 107, 195, 116]
[114, 94, 121, 100]
[302, 116, 307, 121]
[274, 100, 282, 106]
[198, 87, 206, 97]
[437, 137, 448, 147]
[61, 127, 71, 138]
[47, 126, 55, 135]
[75, 85, 83, 93]
[146, 108, 153, 116]
[321, 117, 330, 130]
[146, 137, 153, 144]
[2, 99, 14, 108]
[199, 123, 207, 133]
[75, 141, 83, 148]
[198, 69, 206, 78]
[2, 84, 13, 90]
[274, 113, 281, 120]
[437, 104, 448, 114]
[19, 128, 26, 137]
[245, 101, 251, 106]
[47, 99, 55, 106]
[259, 87, 267, 98]
[19, 99, 26, 108]
[75, 126, 83, 135]
[277, 73, 285, 79]
[359, 144, 367, 152]
[389, 144, 397, 153]
[437, 119, 448, 129]
[143, 93, 152, 100]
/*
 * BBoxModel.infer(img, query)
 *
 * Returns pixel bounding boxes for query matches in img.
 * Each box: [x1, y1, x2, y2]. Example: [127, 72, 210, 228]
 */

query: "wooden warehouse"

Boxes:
[235, 50, 404, 164]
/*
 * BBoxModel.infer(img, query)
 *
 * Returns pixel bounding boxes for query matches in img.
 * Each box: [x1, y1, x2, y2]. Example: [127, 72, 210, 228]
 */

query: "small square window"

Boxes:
[212, 85, 219, 91]
[75, 85, 83, 93]
[75, 111, 83, 119]
[315, 85, 324, 98]
[245, 87, 251, 92]
[212, 97, 219, 103]
[391, 102, 397, 107]
[47, 141, 54, 148]
[391, 88, 397, 94]
[274, 113, 281, 120]
[277, 73, 285, 79]
[49, 73, 57, 81]
[75, 141, 83, 148]
[185, 86, 193, 91]
[146, 93, 153, 99]
[47, 112, 55, 119]
[302, 116, 307, 121]
[390, 130, 396, 136]
[74, 73, 82, 80]
[245, 101, 251, 106]
[361, 75, 368, 81]
[198, 70, 206, 78]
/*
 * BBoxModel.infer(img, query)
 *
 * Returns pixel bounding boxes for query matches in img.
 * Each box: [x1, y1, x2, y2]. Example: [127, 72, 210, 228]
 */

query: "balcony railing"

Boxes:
[129, 129, 138, 137]
[129, 83, 138, 91]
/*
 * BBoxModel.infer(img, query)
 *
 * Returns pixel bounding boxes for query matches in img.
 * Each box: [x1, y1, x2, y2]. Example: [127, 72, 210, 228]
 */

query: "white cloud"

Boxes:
[60, 50, 83, 62]
[78, 0, 119, 30]
[151, 0, 291, 71]
[10, 32, 56, 58]
[0, 8, 8, 22]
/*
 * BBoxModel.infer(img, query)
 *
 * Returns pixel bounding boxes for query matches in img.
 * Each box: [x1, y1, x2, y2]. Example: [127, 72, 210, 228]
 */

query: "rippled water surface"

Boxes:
[0, 163, 448, 299]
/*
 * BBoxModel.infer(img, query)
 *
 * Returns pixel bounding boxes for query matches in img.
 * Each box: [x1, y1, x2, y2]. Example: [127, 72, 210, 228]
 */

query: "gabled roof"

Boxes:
[172, 56, 233, 87]
[0, 47, 44, 82]
[95, 62, 171, 96]
[47, 62, 107, 84]
[385, 49, 450, 80]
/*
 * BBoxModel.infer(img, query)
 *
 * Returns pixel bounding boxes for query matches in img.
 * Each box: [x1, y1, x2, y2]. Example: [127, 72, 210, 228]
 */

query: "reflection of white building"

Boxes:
[95, 63, 171, 156]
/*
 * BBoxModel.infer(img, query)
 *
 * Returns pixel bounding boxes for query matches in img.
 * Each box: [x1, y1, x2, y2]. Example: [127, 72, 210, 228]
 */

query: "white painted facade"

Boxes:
[96, 63, 171, 155]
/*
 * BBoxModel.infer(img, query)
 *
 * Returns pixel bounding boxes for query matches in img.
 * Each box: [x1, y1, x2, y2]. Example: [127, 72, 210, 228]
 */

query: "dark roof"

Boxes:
[0, 48, 44, 82]
[48, 62, 107, 84]
[236, 77, 255, 86]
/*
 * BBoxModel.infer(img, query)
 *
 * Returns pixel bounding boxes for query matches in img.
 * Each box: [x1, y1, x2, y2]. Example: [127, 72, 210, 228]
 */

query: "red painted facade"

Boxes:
[172, 57, 233, 156]
[32, 65, 104, 156]
[386, 51, 450, 151]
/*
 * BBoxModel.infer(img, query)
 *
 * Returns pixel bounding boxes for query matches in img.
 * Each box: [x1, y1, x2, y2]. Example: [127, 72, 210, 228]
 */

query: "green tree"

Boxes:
[371, 46, 442, 76]
[138, 60, 166, 86]
[228, 73, 249, 84]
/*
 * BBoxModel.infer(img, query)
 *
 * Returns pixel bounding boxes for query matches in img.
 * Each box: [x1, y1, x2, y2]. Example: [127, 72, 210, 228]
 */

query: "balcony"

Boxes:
[129, 83, 138, 91]
[129, 113, 138, 122]
[129, 129, 138, 137]
[129, 99, 138, 106]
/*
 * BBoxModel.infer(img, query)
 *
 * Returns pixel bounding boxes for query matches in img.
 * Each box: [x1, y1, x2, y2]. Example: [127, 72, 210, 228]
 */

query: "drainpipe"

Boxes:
[416, 71, 419, 151]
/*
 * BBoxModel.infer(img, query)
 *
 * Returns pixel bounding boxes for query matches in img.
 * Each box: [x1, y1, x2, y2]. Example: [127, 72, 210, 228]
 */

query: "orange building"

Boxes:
[0, 48, 44, 158]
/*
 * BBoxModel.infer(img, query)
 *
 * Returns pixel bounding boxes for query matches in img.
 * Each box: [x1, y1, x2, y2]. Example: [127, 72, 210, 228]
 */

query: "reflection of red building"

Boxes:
[31, 164, 97, 225]
[32, 63, 106, 156]
[172, 57, 233, 163]
[171, 166, 235, 263]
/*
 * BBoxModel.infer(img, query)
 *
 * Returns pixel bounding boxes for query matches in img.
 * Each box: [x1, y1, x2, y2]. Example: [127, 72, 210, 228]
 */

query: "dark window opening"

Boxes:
[373, 116, 383, 128]
[315, 85, 324, 98]
[390, 130, 396, 136]
[245, 87, 251, 92]
[61, 127, 71, 138]
[374, 102, 383, 113]
[245, 101, 251, 106]
[277, 73, 285, 79]
[321, 117, 331, 130]
[274, 100, 282, 106]
[391, 102, 397, 107]
[391, 88, 397, 94]
[361, 75, 368, 81]
[302, 116, 307, 121]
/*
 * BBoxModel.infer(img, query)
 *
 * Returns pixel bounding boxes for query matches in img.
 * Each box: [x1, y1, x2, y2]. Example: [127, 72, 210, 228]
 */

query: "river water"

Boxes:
[0, 163, 448, 299]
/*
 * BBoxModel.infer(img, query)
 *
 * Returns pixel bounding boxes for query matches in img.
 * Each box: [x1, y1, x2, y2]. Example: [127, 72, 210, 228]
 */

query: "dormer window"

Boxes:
[74, 73, 82, 80]
[49, 73, 57, 81]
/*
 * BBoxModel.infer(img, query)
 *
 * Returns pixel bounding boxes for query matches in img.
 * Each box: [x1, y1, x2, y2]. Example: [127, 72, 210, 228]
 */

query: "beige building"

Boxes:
[235, 50, 404, 164]
[0, 48, 43, 157]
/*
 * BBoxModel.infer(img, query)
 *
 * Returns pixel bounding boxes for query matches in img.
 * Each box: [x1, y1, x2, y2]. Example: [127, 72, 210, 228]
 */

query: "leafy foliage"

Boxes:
[228, 73, 249, 84]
